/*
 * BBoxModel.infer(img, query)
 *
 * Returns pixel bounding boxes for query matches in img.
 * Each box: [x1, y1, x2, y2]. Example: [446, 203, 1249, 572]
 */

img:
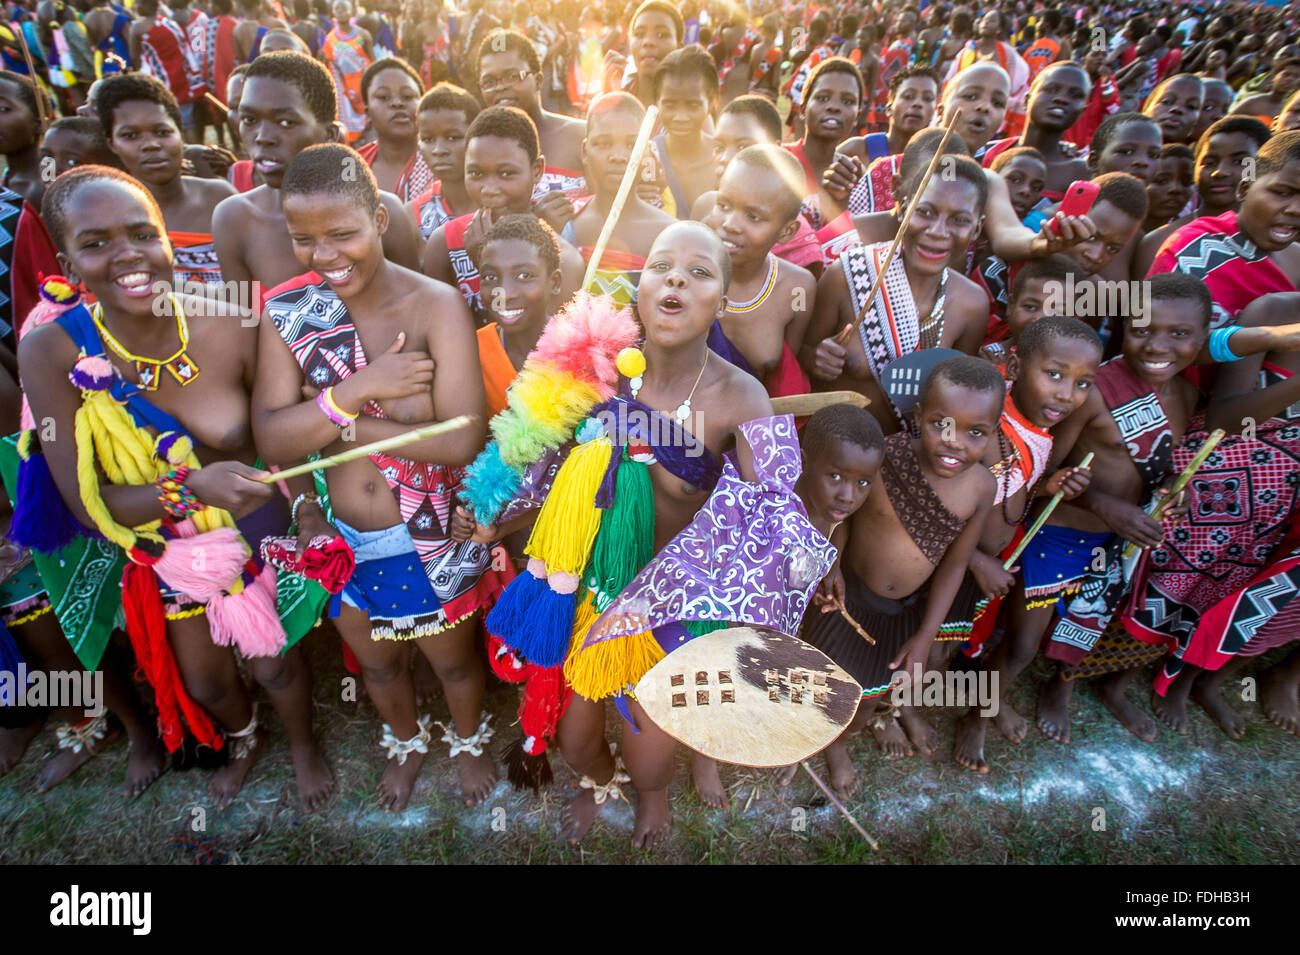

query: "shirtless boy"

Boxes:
[214, 51, 420, 296]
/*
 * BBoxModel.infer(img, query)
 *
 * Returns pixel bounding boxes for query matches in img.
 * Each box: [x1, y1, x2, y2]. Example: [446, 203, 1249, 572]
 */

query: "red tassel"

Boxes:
[517, 663, 572, 756]
[121, 563, 223, 753]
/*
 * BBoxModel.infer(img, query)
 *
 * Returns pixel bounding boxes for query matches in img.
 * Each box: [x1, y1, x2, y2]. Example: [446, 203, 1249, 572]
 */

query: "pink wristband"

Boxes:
[316, 387, 355, 429]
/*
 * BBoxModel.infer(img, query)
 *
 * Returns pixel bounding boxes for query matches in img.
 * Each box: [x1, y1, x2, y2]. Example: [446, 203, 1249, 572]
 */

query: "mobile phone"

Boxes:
[1050, 179, 1101, 233]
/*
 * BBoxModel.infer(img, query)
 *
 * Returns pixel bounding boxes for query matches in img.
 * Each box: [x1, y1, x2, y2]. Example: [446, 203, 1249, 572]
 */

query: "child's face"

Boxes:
[582, 107, 641, 195]
[801, 439, 881, 526]
[1008, 337, 1101, 429]
[803, 72, 860, 144]
[417, 107, 469, 183]
[108, 99, 185, 185]
[657, 72, 713, 141]
[943, 65, 1009, 153]
[1148, 77, 1203, 144]
[888, 76, 937, 140]
[1000, 154, 1046, 219]
[900, 177, 982, 279]
[365, 66, 420, 140]
[708, 161, 797, 270]
[238, 76, 336, 188]
[637, 225, 727, 349]
[629, 9, 677, 76]
[711, 111, 773, 185]
[1147, 155, 1194, 221]
[478, 237, 557, 329]
[1124, 299, 1207, 385]
[0, 79, 38, 156]
[915, 379, 1002, 479]
[1195, 84, 1232, 137]
[1094, 120, 1161, 183]
[1007, 276, 1053, 341]
[1028, 64, 1090, 132]
[282, 191, 387, 296]
[465, 134, 541, 215]
[56, 179, 172, 320]
[1196, 131, 1258, 212]
[1237, 167, 1300, 252]
[1278, 99, 1300, 133]
[1062, 199, 1140, 276]
[40, 129, 103, 177]
[477, 48, 538, 111]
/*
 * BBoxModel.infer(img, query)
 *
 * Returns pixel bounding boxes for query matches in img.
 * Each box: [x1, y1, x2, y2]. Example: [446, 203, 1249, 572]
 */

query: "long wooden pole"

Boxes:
[582, 105, 660, 291]
[1120, 429, 1225, 561]
[1003, 452, 1095, 570]
[800, 761, 880, 851]
[14, 29, 48, 130]
[834, 107, 963, 346]
[261, 416, 476, 483]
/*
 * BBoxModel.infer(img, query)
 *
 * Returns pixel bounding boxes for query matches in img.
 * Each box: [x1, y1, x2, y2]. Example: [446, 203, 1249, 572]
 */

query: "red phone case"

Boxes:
[1050, 180, 1101, 232]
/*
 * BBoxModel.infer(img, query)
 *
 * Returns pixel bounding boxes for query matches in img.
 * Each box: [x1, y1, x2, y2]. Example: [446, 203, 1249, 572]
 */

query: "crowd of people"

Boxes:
[1, 0, 1299, 850]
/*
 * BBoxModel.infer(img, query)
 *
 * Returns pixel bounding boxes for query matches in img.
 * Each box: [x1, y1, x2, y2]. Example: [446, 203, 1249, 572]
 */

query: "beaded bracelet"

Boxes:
[156, 465, 204, 520]
[316, 386, 358, 429]
[291, 491, 320, 526]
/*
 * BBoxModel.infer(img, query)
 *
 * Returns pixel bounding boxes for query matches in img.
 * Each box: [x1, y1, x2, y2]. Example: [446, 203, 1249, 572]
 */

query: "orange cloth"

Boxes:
[476, 322, 518, 418]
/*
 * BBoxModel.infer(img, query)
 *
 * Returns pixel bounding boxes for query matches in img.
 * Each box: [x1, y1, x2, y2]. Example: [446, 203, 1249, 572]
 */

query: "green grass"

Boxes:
[3, 638, 1299, 865]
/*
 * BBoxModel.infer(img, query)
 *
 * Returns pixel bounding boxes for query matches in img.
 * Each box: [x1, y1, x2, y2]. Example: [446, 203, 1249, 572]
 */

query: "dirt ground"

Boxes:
[2, 632, 1298, 865]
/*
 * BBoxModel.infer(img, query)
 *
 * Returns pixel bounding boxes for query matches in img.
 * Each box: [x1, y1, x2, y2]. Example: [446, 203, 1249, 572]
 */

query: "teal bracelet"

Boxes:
[1208, 326, 1243, 363]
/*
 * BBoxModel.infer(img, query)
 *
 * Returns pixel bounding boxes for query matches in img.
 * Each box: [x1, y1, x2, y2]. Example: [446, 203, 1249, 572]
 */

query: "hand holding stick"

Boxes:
[1119, 430, 1225, 560]
[1003, 452, 1095, 570]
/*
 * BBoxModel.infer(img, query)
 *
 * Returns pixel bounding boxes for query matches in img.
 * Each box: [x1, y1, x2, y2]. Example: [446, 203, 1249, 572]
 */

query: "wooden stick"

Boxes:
[834, 108, 963, 346]
[770, 390, 870, 416]
[203, 91, 230, 117]
[1120, 429, 1225, 561]
[832, 598, 875, 645]
[262, 416, 476, 483]
[1003, 452, 1094, 570]
[14, 30, 48, 130]
[582, 105, 659, 291]
[800, 761, 880, 851]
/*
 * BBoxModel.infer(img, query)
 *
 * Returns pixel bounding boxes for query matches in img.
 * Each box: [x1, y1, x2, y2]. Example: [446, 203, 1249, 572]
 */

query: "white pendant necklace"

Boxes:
[630, 350, 710, 422]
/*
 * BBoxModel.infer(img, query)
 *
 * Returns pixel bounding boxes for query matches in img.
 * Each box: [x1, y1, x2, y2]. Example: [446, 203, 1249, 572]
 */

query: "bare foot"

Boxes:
[631, 788, 671, 848]
[1150, 689, 1190, 735]
[1192, 682, 1246, 740]
[208, 727, 266, 809]
[691, 752, 728, 809]
[994, 699, 1028, 744]
[561, 789, 601, 844]
[36, 723, 122, 793]
[456, 750, 498, 807]
[1097, 678, 1158, 741]
[824, 740, 858, 798]
[0, 721, 42, 775]
[377, 749, 425, 811]
[1261, 670, 1300, 736]
[1036, 676, 1072, 744]
[953, 711, 989, 773]
[898, 706, 939, 755]
[289, 738, 335, 812]
[123, 733, 167, 797]
[870, 715, 914, 757]
[776, 763, 799, 786]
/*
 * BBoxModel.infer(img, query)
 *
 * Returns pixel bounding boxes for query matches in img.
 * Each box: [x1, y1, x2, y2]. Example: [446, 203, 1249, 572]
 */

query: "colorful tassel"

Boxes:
[206, 562, 287, 658]
[529, 291, 639, 392]
[504, 737, 554, 791]
[462, 441, 522, 526]
[510, 585, 576, 668]
[484, 560, 546, 649]
[588, 456, 654, 604]
[8, 444, 92, 553]
[152, 527, 249, 601]
[564, 615, 665, 702]
[525, 437, 612, 576]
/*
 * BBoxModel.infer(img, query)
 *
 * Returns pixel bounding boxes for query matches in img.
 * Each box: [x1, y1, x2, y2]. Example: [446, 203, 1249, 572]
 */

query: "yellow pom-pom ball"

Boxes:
[616, 347, 646, 380]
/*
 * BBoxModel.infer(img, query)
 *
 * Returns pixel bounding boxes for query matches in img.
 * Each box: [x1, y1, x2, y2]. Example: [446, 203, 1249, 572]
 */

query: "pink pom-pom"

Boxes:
[153, 527, 249, 601]
[548, 570, 580, 595]
[206, 563, 287, 657]
[529, 292, 639, 397]
[68, 355, 115, 392]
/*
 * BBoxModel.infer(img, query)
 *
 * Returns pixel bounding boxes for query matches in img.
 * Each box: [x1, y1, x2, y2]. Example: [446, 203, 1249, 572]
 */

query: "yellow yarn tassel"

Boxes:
[563, 590, 665, 700]
[524, 437, 612, 577]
